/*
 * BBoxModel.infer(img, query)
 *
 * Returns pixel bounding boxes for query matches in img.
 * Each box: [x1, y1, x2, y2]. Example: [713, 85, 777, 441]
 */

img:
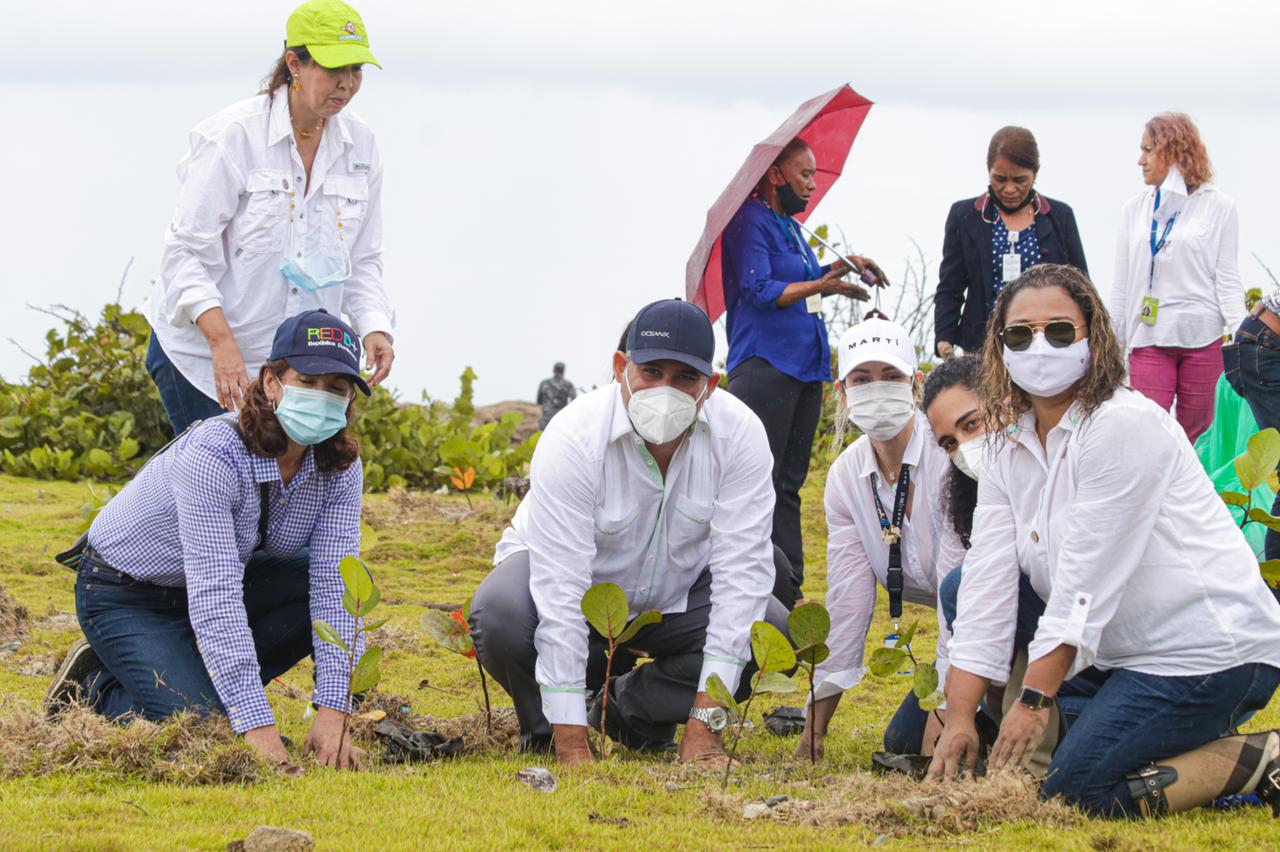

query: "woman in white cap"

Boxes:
[145, 0, 395, 435]
[794, 318, 968, 761]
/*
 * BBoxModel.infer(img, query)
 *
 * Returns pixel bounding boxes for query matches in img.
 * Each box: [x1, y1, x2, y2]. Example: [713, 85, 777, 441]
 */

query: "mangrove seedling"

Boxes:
[1218, 427, 1280, 588]
[580, 582, 662, 758]
[868, 620, 945, 713]
[787, 602, 831, 765]
[422, 595, 493, 733]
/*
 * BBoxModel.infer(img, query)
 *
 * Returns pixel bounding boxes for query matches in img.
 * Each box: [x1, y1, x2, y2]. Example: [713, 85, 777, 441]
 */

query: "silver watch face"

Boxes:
[700, 706, 728, 731]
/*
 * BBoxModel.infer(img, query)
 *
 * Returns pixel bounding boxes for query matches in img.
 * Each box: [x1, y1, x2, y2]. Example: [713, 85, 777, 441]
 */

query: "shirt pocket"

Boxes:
[319, 175, 371, 253]
[234, 169, 292, 256]
[1166, 218, 1214, 261]
[593, 505, 642, 551]
[667, 495, 713, 557]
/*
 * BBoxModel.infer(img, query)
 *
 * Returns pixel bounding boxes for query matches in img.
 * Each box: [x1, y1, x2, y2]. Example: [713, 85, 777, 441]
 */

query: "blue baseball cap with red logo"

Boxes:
[269, 309, 370, 395]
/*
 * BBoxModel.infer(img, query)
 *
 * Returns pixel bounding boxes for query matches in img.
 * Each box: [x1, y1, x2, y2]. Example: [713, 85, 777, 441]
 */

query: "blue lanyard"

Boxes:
[1148, 188, 1179, 291]
[769, 210, 816, 279]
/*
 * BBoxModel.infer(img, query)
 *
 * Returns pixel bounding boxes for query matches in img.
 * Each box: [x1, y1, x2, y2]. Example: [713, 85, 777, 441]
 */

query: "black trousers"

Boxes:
[727, 357, 823, 594]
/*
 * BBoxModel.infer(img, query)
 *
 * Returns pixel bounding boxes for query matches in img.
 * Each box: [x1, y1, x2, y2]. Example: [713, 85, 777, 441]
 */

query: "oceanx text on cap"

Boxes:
[625, 299, 715, 377]
[837, 318, 917, 381]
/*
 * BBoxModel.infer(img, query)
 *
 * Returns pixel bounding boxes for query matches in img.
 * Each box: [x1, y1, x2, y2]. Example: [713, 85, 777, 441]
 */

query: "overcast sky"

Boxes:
[3, 0, 1278, 404]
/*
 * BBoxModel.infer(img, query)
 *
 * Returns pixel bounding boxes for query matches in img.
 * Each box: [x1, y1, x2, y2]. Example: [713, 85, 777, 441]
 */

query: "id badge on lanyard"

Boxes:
[1002, 229, 1023, 283]
[1145, 195, 1179, 326]
[773, 212, 820, 314]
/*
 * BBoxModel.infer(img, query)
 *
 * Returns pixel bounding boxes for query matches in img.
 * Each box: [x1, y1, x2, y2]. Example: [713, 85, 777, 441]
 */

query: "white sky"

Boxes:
[3, 0, 1278, 403]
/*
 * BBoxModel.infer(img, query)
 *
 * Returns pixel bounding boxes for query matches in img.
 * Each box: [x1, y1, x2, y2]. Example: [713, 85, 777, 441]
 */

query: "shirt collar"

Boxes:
[267, 86, 355, 149]
[856, 411, 926, 480]
[1009, 399, 1087, 448]
[248, 447, 316, 487]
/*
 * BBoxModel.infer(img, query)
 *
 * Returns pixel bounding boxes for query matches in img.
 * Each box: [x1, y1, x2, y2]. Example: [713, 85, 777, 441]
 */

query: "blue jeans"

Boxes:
[145, 332, 223, 436]
[1224, 314, 1280, 589]
[75, 548, 312, 724]
[1043, 662, 1280, 817]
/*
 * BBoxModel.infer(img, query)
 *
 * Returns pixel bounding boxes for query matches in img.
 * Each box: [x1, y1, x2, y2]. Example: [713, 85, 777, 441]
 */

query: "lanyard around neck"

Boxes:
[870, 464, 912, 624]
[765, 205, 816, 280]
[1148, 188, 1179, 291]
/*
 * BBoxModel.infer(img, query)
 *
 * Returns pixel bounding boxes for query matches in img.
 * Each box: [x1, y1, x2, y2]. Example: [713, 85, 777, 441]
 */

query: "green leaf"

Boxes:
[868, 646, 908, 678]
[420, 610, 473, 655]
[350, 647, 383, 694]
[616, 609, 662, 645]
[815, 224, 829, 240]
[339, 556, 375, 609]
[343, 582, 381, 618]
[360, 616, 391, 633]
[118, 437, 140, 461]
[795, 642, 830, 668]
[918, 690, 946, 712]
[1248, 508, 1280, 532]
[1261, 559, 1280, 589]
[1219, 490, 1250, 509]
[1234, 428, 1280, 491]
[312, 619, 349, 654]
[704, 673, 739, 716]
[912, 663, 939, 700]
[463, 594, 474, 622]
[750, 621, 796, 673]
[581, 582, 629, 641]
[788, 602, 830, 650]
[751, 670, 798, 695]
[897, 620, 920, 650]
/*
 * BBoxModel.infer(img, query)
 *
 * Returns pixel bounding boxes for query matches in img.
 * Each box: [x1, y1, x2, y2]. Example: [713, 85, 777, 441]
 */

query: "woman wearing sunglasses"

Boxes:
[929, 264, 1280, 819]
[794, 318, 968, 762]
[933, 127, 1088, 362]
[1107, 112, 1245, 443]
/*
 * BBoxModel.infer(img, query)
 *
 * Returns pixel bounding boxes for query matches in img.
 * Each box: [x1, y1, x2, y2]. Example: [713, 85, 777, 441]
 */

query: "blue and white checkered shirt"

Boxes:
[88, 416, 364, 733]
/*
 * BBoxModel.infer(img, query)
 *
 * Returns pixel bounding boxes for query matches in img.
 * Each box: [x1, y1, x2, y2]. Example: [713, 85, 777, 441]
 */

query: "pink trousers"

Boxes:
[1128, 339, 1223, 443]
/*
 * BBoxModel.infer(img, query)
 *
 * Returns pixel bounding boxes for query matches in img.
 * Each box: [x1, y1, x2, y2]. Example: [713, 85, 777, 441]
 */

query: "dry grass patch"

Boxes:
[0, 584, 29, 641]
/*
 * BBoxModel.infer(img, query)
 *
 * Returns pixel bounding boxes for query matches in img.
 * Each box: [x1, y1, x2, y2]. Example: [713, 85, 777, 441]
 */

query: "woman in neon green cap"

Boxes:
[144, 0, 396, 437]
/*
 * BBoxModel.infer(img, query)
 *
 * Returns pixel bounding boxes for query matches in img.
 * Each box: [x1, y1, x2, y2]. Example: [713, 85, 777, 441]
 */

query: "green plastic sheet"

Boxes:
[1194, 374, 1274, 556]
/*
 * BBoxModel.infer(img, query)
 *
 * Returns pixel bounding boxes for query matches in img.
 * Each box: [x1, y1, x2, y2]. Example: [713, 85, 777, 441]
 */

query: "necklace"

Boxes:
[292, 114, 325, 139]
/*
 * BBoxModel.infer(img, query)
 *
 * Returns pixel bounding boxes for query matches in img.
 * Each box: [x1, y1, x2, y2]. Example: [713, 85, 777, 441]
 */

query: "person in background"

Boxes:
[45, 311, 371, 772]
[470, 300, 790, 763]
[795, 319, 967, 762]
[537, 362, 578, 430]
[146, 0, 395, 435]
[721, 137, 885, 598]
[1108, 112, 1245, 443]
[930, 264, 1280, 819]
[934, 126, 1088, 361]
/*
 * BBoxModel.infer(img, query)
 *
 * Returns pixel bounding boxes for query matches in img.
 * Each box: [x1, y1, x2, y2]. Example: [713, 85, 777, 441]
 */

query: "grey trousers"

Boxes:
[469, 550, 792, 747]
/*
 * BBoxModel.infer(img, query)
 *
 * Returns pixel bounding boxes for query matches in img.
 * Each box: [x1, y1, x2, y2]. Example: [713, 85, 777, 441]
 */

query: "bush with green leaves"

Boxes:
[580, 582, 662, 758]
[312, 556, 386, 758]
[1218, 427, 1280, 589]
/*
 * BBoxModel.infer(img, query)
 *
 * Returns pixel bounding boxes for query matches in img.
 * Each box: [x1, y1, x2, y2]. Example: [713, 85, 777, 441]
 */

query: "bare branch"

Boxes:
[115, 257, 135, 305]
[1253, 253, 1279, 288]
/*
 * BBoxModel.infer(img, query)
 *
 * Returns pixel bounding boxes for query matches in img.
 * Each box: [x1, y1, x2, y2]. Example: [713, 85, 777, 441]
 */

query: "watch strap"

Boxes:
[1018, 686, 1055, 711]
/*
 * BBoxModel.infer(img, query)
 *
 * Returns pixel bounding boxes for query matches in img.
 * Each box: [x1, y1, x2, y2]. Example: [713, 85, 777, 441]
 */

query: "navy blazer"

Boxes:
[933, 194, 1088, 354]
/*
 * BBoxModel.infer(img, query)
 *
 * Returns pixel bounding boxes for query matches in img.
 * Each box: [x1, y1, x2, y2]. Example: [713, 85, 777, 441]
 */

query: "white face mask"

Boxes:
[1003, 334, 1090, 398]
[953, 435, 987, 481]
[845, 380, 915, 441]
[624, 370, 706, 445]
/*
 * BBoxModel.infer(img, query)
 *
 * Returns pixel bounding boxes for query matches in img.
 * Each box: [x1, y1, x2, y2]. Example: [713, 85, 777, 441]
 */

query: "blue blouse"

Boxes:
[991, 218, 1041, 305]
[721, 197, 832, 383]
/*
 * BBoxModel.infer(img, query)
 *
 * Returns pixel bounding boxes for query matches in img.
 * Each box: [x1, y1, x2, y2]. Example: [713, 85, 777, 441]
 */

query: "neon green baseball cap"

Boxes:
[286, 0, 381, 69]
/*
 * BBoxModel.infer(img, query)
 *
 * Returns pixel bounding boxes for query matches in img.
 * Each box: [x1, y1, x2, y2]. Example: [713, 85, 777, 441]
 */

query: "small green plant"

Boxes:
[312, 556, 386, 762]
[867, 620, 945, 712]
[422, 596, 492, 733]
[707, 621, 797, 790]
[1218, 427, 1280, 589]
[449, 465, 477, 510]
[580, 582, 662, 758]
[788, 603, 831, 765]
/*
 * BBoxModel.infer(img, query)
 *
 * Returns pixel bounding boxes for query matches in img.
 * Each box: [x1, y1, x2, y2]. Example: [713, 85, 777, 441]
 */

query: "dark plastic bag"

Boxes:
[374, 717, 464, 764]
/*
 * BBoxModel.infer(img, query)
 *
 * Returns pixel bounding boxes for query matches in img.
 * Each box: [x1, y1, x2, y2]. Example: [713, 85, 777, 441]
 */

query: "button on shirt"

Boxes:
[949, 388, 1280, 685]
[721, 198, 833, 383]
[148, 87, 395, 401]
[1108, 173, 1246, 353]
[816, 413, 968, 700]
[87, 417, 364, 733]
[493, 385, 777, 726]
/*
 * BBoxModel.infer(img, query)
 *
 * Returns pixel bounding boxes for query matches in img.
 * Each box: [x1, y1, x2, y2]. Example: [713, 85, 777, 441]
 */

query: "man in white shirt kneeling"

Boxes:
[470, 299, 789, 764]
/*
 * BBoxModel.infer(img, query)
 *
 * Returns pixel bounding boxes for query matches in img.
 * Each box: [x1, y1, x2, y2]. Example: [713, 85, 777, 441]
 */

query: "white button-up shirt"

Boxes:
[147, 88, 395, 400]
[816, 412, 968, 700]
[1108, 168, 1246, 354]
[493, 384, 776, 726]
[950, 387, 1280, 685]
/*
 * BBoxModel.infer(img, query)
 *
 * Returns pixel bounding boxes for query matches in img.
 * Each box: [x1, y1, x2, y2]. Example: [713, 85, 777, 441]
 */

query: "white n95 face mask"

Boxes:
[954, 435, 988, 481]
[845, 380, 915, 441]
[1002, 335, 1090, 398]
[624, 371, 705, 445]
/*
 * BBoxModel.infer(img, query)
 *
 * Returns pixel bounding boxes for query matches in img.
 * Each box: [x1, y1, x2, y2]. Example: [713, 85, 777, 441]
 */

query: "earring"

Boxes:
[292, 78, 302, 92]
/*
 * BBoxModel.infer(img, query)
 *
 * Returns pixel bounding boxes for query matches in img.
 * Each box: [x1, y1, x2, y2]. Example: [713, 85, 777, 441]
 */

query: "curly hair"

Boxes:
[1145, 112, 1214, 190]
[237, 360, 360, 473]
[922, 356, 983, 548]
[978, 265, 1126, 433]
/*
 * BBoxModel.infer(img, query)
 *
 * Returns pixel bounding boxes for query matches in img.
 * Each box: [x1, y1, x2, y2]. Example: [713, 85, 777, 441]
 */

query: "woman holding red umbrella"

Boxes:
[721, 137, 885, 598]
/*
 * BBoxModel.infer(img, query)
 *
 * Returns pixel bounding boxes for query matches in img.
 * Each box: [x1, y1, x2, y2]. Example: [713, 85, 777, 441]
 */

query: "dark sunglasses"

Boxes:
[999, 321, 1083, 351]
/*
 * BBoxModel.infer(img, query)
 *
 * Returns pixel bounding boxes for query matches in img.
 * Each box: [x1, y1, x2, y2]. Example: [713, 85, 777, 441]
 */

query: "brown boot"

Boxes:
[1127, 730, 1280, 817]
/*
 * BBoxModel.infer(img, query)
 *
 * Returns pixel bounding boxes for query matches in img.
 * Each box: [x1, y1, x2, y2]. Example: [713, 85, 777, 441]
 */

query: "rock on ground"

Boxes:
[228, 826, 315, 852]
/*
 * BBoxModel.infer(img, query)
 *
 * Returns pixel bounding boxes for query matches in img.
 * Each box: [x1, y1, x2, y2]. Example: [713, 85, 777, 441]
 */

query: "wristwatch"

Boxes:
[1018, 686, 1056, 711]
[688, 705, 728, 732]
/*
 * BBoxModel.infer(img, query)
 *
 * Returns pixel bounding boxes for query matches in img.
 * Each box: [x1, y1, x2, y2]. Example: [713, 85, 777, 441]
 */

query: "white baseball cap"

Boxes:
[837, 318, 917, 381]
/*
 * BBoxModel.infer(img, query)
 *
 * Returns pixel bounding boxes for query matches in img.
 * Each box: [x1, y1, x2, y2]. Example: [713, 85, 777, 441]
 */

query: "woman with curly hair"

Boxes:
[45, 310, 370, 773]
[1108, 112, 1245, 442]
[929, 264, 1280, 819]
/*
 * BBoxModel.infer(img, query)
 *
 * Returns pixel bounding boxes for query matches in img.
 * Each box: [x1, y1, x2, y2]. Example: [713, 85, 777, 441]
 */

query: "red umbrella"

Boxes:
[685, 84, 874, 322]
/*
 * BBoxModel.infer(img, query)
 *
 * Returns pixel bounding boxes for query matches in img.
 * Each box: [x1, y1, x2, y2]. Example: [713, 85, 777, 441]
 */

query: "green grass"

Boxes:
[1, 472, 1278, 850]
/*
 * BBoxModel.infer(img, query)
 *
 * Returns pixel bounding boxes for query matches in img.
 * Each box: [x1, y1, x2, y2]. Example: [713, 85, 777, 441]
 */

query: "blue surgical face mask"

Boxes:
[274, 384, 350, 445]
[279, 222, 352, 292]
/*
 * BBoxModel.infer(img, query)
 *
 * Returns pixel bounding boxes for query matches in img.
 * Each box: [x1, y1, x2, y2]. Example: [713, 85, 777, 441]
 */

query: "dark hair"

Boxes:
[261, 45, 313, 96]
[238, 360, 360, 473]
[986, 126, 1040, 173]
[923, 356, 983, 548]
[773, 137, 812, 168]
[617, 321, 633, 354]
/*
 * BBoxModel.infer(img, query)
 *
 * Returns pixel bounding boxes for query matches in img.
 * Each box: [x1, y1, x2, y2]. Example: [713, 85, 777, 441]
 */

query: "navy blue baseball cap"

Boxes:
[269, 309, 370, 395]
[625, 299, 715, 376]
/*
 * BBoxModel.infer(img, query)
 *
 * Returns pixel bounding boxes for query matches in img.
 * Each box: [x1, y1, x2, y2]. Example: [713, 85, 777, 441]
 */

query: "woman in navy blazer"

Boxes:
[933, 127, 1088, 358]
